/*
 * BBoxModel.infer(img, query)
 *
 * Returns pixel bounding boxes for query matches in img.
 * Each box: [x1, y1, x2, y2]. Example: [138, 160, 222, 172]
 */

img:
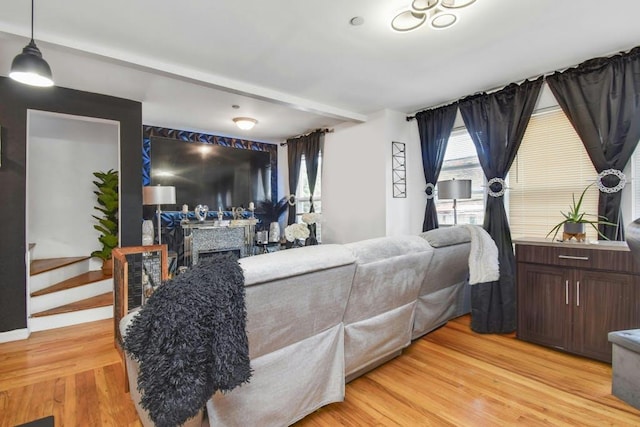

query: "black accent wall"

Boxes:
[0, 77, 142, 333]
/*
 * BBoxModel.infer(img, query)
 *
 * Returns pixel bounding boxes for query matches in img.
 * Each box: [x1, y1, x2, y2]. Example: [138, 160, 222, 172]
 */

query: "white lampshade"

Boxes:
[143, 185, 176, 206]
[438, 179, 471, 200]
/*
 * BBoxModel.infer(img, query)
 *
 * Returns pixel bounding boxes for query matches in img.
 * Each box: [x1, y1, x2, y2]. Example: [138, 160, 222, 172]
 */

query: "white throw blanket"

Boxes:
[461, 225, 500, 285]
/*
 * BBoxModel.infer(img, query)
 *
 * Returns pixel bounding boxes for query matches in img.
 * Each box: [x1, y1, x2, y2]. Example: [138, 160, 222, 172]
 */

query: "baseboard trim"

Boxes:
[0, 327, 30, 343]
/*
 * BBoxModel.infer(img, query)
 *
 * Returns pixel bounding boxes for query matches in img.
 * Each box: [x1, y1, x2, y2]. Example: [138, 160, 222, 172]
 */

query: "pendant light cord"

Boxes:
[30, 0, 34, 41]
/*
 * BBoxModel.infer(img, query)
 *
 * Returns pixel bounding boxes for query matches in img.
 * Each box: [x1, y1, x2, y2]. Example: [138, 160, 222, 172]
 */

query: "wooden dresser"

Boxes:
[515, 238, 640, 363]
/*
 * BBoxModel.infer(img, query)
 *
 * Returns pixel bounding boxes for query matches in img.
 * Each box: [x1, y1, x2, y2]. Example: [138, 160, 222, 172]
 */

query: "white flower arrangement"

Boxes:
[284, 223, 310, 242]
[301, 212, 321, 225]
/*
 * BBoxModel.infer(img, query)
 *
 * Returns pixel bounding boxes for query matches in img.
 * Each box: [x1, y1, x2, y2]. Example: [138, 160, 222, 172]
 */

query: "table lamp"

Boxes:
[142, 185, 176, 244]
[437, 178, 471, 225]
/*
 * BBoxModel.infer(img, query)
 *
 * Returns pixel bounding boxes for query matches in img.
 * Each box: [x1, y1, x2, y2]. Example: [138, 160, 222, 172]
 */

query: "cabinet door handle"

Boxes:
[558, 255, 589, 261]
[576, 281, 580, 307]
[564, 280, 569, 305]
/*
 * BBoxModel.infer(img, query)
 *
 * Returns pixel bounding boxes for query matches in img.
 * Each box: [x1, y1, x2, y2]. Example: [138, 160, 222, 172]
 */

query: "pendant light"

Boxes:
[10, 0, 54, 87]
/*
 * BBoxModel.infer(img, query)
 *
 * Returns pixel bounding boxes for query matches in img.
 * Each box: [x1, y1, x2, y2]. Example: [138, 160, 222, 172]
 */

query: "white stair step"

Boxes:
[30, 258, 93, 293]
[30, 306, 113, 332]
[30, 278, 113, 314]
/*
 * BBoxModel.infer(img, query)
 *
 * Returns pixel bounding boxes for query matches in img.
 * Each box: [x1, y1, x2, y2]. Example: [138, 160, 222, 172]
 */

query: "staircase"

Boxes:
[29, 256, 113, 332]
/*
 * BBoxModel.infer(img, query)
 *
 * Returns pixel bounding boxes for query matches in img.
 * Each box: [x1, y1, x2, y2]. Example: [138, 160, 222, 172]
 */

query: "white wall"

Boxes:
[27, 112, 119, 260]
[322, 111, 388, 243]
[384, 109, 442, 237]
[319, 109, 425, 243]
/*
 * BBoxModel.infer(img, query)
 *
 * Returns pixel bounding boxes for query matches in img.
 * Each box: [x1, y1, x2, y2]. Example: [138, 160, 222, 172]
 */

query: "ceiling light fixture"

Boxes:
[391, 0, 476, 32]
[9, 0, 54, 87]
[233, 117, 257, 130]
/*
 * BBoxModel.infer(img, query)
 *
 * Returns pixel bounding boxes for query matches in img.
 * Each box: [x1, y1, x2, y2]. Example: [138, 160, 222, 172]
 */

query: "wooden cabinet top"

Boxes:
[514, 237, 639, 274]
[513, 237, 629, 252]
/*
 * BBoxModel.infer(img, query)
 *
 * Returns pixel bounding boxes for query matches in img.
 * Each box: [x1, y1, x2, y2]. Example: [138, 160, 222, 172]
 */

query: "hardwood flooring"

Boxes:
[1, 316, 638, 426]
[0, 319, 139, 427]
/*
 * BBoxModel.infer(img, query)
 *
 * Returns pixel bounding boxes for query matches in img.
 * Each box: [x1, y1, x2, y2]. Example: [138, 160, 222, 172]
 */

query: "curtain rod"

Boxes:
[405, 43, 639, 122]
[405, 75, 546, 121]
[280, 128, 334, 146]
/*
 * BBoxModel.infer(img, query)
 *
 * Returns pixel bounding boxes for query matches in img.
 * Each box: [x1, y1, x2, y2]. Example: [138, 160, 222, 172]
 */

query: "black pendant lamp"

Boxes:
[9, 0, 54, 87]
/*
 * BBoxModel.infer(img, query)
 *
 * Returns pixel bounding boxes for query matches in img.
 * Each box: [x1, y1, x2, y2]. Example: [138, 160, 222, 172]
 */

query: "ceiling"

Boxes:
[2, 0, 640, 143]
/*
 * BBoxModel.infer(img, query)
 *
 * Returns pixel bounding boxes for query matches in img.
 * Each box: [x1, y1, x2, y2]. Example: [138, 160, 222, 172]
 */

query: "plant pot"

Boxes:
[102, 258, 113, 276]
[564, 222, 585, 235]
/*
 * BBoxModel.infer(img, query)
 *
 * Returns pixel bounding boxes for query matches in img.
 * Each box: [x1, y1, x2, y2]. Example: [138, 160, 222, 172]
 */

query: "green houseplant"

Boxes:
[546, 183, 615, 241]
[91, 169, 119, 274]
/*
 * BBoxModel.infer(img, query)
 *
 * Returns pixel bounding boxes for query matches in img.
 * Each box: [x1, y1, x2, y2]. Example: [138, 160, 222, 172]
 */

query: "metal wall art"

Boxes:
[392, 142, 407, 198]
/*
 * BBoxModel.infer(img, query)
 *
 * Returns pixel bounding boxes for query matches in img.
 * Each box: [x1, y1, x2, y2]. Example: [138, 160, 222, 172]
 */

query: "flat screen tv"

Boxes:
[149, 137, 272, 211]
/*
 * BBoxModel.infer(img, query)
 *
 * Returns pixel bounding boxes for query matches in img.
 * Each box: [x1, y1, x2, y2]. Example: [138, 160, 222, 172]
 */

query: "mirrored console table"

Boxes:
[182, 219, 257, 265]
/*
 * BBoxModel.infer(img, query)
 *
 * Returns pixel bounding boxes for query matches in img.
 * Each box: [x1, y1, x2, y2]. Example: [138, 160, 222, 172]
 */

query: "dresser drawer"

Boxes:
[516, 243, 640, 274]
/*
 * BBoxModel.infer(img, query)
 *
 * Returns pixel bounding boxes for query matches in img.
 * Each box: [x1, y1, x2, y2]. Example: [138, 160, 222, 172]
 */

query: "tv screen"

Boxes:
[149, 137, 272, 211]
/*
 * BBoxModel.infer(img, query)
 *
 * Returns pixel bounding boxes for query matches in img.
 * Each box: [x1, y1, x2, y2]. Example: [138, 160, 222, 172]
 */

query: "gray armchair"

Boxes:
[607, 218, 640, 410]
[625, 217, 640, 264]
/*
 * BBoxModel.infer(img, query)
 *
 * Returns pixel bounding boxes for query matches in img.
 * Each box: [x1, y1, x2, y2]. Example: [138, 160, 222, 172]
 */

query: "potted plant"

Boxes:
[546, 183, 615, 241]
[256, 197, 289, 228]
[255, 197, 290, 242]
[91, 169, 119, 275]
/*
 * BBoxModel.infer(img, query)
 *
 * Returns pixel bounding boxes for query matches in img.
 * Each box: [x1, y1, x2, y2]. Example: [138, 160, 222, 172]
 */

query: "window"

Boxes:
[508, 109, 599, 240]
[437, 129, 485, 225]
[437, 107, 640, 238]
[296, 153, 322, 239]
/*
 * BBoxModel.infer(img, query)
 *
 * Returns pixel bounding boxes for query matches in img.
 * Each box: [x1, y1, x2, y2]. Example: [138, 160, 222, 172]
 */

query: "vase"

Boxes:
[305, 224, 318, 246]
[305, 230, 318, 246]
[195, 205, 209, 222]
[142, 219, 154, 245]
[269, 222, 280, 242]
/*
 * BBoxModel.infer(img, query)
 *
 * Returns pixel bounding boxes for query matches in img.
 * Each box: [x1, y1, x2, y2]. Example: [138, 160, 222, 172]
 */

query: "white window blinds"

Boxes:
[508, 109, 599, 240]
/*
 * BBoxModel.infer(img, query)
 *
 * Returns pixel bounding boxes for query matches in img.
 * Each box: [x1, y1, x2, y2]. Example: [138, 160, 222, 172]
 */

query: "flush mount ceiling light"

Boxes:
[391, 0, 476, 32]
[233, 117, 257, 130]
[10, 0, 54, 87]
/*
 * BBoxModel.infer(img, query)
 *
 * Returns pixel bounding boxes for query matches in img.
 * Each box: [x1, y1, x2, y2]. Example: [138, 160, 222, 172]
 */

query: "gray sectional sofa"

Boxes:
[121, 225, 476, 427]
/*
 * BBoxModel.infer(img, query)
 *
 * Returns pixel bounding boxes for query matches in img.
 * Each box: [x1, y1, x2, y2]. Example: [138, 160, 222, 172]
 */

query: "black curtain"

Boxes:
[547, 47, 640, 240]
[459, 77, 543, 333]
[302, 131, 322, 213]
[416, 103, 458, 231]
[286, 137, 304, 225]
[286, 130, 323, 224]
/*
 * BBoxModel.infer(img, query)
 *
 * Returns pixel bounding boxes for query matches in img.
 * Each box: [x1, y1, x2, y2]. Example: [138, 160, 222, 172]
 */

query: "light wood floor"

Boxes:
[1, 316, 639, 426]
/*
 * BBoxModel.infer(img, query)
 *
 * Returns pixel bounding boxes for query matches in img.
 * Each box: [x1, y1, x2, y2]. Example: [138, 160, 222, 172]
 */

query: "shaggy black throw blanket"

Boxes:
[123, 254, 252, 427]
